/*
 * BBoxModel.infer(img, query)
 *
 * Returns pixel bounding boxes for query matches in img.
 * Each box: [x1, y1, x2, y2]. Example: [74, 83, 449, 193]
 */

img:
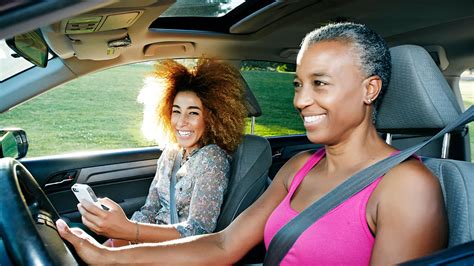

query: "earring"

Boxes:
[367, 98, 372, 104]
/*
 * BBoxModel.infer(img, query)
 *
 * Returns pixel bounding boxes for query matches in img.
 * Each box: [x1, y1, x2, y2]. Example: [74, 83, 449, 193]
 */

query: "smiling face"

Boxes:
[171, 91, 206, 154]
[293, 40, 372, 145]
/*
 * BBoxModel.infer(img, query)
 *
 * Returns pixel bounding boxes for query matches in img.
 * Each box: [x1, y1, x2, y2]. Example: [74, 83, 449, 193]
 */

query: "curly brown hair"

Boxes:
[152, 58, 247, 154]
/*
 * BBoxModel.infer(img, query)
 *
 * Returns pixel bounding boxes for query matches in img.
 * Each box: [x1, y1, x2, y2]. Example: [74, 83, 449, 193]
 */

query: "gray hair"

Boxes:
[300, 22, 391, 119]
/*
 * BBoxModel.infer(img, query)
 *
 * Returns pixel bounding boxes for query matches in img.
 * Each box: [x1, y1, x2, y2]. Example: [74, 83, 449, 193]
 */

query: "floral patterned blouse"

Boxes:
[130, 144, 230, 237]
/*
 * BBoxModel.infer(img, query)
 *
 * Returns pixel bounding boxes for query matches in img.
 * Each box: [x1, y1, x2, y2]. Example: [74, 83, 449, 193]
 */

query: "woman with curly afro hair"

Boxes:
[74, 58, 247, 247]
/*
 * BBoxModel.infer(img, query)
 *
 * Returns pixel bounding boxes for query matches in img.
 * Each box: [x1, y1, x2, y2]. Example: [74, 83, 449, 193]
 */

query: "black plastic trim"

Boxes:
[20, 147, 162, 187]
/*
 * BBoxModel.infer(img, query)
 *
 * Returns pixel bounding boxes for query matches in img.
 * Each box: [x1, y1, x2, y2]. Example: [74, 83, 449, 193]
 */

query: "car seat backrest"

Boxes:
[377, 45, 474, 248]
[215, 134, 272, 231]
[422, 157, 474, 247]
[376, 45, 465, 159]
[213, 73, 271, 231]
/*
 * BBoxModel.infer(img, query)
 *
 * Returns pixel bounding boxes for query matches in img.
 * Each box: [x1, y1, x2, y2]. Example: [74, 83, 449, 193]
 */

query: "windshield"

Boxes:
[160, 0, 245, 17]
[0, 39, 35, 82]
[0, 38, 53, 82]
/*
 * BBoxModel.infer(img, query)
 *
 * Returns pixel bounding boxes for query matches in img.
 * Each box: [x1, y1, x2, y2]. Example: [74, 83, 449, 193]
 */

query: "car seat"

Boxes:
[215, 77, 272, 231]
[377, 45, 468, 160]
[377, 45, 474, 248]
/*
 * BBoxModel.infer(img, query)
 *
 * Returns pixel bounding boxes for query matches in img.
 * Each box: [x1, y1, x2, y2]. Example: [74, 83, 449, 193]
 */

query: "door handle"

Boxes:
[45, 178, 73, 188]
[44, 170, 77, 189]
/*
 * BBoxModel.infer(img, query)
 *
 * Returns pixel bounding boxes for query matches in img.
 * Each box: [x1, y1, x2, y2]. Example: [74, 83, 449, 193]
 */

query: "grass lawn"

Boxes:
[242, 70, 304, 136]
[1, 64, 155, 156]
[1, 64, 473, 161]
[1, 65, 303, 157]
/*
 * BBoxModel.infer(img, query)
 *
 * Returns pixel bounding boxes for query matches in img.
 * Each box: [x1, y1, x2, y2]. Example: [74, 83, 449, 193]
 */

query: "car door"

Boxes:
[2, 62, 162, 229]
[20, 148, 160, 224]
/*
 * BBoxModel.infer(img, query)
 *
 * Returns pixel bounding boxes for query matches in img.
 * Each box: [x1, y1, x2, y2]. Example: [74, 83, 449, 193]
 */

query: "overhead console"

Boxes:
[61, 11, 143, 34]
[42, 10, 145, 61]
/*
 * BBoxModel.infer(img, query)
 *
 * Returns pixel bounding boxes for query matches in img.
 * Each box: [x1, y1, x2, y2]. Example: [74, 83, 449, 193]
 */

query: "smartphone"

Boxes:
[71, 183, 106, 210]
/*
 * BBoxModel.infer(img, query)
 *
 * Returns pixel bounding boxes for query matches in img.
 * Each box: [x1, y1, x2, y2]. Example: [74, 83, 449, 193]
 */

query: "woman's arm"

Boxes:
[58, 152, 305, 264]
[79, 145, 231, 242]
[78, 198, 182, 242]
[78, 148, 173, 241]
[370, 159, 448, 264]
[78, 172, 166, 241]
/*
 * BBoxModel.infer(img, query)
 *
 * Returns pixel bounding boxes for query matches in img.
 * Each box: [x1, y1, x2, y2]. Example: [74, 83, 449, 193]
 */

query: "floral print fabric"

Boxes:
[131, 144, 230, 237]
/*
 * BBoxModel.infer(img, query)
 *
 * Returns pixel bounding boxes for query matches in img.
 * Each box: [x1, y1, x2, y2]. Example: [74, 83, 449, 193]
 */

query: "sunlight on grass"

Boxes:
[245, 120, 304, 136]
[1, 65, 303, 157]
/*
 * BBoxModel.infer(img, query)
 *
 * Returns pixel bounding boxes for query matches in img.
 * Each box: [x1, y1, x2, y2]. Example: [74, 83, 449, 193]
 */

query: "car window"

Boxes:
[160, 0, 245, 17]
[0, 39, 53, 82]
[0, 39, 36, 82]
[241, 60, 305, 136]
[0, 63, 157, 157]
[459, 69, 474, 162]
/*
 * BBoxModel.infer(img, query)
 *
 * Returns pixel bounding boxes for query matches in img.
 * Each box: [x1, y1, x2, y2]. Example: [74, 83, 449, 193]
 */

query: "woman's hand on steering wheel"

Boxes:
[56, 219, 111, 264]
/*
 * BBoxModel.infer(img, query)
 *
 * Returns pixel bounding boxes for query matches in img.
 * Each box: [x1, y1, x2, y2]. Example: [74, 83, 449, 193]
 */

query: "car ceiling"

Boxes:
[1, 0, 474, 112]
[3, 0, 474, 73]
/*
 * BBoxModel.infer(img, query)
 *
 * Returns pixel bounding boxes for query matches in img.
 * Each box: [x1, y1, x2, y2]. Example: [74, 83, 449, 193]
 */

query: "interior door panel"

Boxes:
[20, 147, 162, 223]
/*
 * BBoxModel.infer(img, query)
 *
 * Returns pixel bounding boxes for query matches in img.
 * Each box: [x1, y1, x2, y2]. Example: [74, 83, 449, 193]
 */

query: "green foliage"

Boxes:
[276, 64, 288, 72]
[240, 60, 296, 72]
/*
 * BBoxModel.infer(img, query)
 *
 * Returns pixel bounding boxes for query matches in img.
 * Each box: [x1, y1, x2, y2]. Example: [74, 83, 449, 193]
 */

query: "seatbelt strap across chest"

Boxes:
[169, 152, 182, 224]
[264, 106, 473, 265]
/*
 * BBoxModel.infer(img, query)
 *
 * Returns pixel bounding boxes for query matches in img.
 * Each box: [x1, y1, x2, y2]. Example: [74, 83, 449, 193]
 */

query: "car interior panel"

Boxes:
[0, 0, 473, 264]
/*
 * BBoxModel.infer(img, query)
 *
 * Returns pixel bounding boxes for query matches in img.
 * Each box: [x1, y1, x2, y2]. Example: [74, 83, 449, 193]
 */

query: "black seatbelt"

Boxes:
[264, 106, 473, 265]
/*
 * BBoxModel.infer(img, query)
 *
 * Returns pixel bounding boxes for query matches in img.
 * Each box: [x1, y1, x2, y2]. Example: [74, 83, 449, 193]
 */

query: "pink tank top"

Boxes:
[264, 149, 385, 265]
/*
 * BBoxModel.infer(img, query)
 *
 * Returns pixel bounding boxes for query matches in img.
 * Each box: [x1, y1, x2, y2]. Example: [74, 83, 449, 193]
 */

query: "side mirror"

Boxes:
[0, 129, 28, 159]
[5, 29, 48, 68]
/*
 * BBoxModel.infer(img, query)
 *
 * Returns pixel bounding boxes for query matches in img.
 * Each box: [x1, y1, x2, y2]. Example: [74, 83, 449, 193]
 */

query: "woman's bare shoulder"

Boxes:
[374, 157, 444, 220]
[371, 158, 448, 263]
[273, 149, 317, 190]
[380, 158, 440, 193]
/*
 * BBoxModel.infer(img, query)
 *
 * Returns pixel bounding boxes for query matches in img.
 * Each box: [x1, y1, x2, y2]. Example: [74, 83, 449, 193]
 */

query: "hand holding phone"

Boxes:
[71, 184, 107, 210]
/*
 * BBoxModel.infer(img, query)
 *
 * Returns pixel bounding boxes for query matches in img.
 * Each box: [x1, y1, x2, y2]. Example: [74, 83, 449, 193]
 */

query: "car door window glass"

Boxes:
[240, 60, 305, 136]
[1, 63, 157, 157]
[459, 69, 474, 162]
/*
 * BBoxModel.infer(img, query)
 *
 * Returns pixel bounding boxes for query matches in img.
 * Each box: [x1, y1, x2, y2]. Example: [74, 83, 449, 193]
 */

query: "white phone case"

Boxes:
[71, 183, 103, 209]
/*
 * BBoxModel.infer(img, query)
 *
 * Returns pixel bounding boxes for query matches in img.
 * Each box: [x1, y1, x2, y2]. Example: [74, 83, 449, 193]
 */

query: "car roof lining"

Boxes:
[0, 1, 116, 40]
[3, 0, 474, 111]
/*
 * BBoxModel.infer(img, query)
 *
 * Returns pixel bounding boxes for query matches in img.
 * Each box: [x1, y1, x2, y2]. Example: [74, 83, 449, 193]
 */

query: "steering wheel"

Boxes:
[0, 158, 78, 265]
